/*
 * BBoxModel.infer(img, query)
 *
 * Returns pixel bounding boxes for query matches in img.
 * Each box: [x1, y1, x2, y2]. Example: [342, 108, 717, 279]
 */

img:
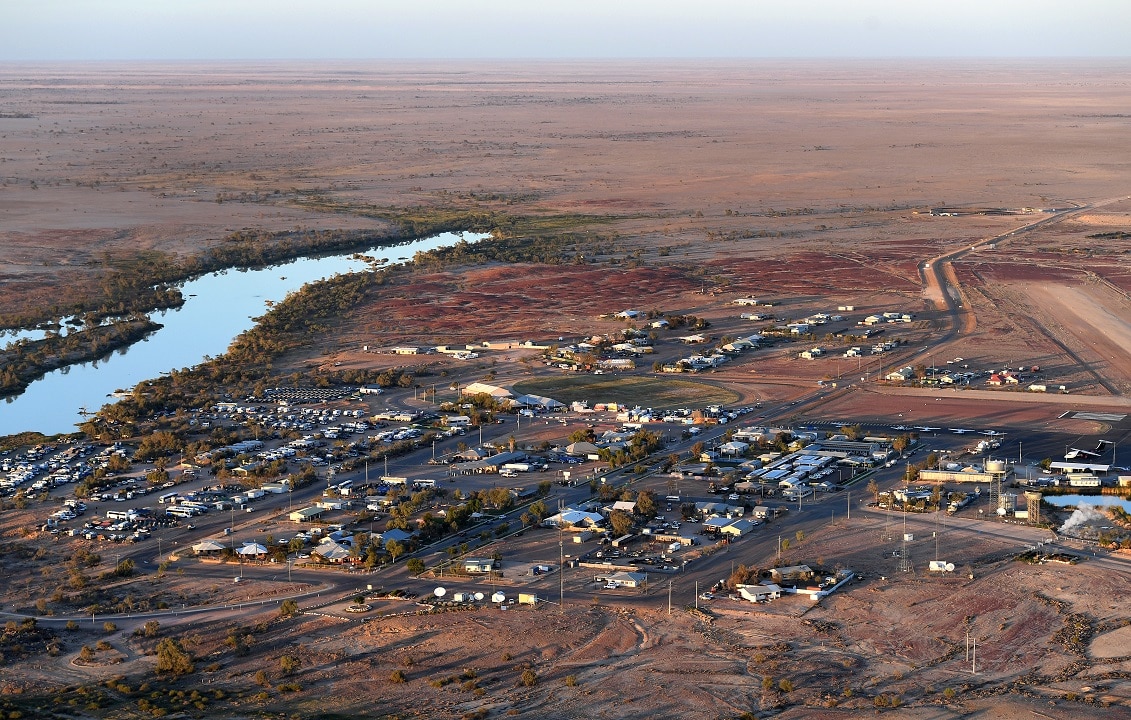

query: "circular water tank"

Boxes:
[986, 459, 1006, 473]
[473, 592, 485, 602]
[491, 592, 506, 604]
[945, 563, 955, 572]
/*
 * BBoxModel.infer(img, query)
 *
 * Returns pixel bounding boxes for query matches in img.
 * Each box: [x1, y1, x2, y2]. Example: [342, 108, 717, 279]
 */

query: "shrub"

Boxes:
[390, 669, 407, 684]
[565, 675, 578, 687]
[520, 669, 538, 687]
[278, 599, 299, 618]
[279, 655, 300, 675]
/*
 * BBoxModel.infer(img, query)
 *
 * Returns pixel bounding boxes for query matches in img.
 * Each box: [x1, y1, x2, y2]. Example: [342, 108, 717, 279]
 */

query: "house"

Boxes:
[358, 385, 384, 395]
[752, 505, 784, 520]
[702, 517, 733, 533]
[312, 540, 352, 563]
[237, 542, 269, 559]
[614, 309, 643, 319]
[376, 528, 414, 545]
[650, 319, 670, 329]
[886, 367, 914, 381]
[444, 415, 472, 428]
[605, 571, 648, 588]
[289, 506, 325, 523]
[391, 346, 421, 355]
[721, 519, 755, 537]
[564, 441, 601, 457]
[737, 583, 783, 603]
[192, 540, 226, 555]
[770, 565, 815, 583]
[679, 334, 709, 344]
[464, 558, 497, 574]
[609, 500, 638, 515]
[544, 509, 605, 529]
[719, 441, 750, 456]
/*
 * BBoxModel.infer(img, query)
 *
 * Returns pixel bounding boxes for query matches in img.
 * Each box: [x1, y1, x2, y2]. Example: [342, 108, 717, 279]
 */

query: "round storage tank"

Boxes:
[986, 459, 1006, 473]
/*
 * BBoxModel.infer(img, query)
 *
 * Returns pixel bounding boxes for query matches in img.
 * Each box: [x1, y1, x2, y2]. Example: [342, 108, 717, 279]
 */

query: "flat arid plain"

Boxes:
[1, 60, 1131, 719]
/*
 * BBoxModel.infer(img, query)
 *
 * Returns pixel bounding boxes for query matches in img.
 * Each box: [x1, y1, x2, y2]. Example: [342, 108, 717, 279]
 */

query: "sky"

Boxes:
[1, 0, 1128, 61]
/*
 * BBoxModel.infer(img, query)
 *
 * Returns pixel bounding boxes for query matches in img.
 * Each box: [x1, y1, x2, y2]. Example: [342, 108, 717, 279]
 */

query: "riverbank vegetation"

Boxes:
[0, 317, 161, 398]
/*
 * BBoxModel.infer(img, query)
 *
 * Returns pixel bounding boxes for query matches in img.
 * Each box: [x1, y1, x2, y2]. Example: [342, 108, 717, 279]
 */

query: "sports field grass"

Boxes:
[512, 375, 738, 410]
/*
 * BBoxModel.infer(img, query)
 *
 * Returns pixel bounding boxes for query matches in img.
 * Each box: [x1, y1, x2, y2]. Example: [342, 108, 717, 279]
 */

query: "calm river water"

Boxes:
[0, 231, 487, 436]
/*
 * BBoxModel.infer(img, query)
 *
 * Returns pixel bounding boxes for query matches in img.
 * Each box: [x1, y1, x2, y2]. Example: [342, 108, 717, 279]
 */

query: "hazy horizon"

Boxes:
[3, 0, 1128, 62]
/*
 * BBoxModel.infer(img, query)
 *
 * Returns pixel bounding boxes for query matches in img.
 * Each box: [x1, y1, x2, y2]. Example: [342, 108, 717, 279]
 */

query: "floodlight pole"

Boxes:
[667, 581, 672, 615]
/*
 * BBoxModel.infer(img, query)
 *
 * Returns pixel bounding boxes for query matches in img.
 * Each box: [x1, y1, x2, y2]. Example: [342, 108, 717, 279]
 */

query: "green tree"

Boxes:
[114, 558, 136, 577]
[608, 510, 633, 537]
[635, 490, 657, 517]
[385, 540, 405, 563]
[155, 637, 195, 677]
[406, 558, 426, 575]
[279, 599, 299, 618]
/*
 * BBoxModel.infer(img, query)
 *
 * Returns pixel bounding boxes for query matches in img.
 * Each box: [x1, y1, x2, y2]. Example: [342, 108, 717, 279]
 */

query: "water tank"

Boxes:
[986, 459, 1007, 474]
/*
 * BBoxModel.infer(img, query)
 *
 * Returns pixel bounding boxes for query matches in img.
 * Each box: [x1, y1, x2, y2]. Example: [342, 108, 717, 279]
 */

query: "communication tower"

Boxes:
[899, 507, 913, 573]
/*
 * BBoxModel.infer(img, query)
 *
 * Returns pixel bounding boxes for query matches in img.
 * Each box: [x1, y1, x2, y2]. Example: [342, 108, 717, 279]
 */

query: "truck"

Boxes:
[246, 488, 266, 500]
[502, 463, 533, 473]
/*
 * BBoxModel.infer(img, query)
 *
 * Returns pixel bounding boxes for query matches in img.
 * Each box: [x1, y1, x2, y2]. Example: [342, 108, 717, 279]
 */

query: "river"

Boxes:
[0, 231, 488, 437]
